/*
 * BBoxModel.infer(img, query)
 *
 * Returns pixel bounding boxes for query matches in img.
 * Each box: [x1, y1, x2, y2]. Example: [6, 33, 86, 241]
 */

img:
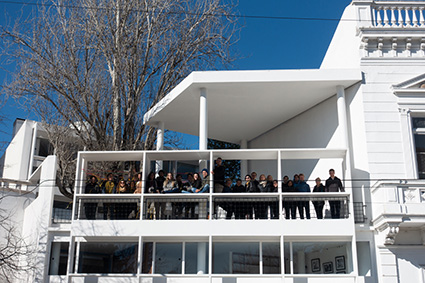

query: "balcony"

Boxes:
[371, 180, 425, 244]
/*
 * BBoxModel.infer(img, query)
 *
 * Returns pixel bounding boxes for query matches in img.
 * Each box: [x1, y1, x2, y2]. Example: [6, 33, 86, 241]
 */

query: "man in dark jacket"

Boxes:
[297, 174, 311, 219]
[212, 157, 225, 193]
[325, 169, 345, 219]
[84, 175, 101, 219]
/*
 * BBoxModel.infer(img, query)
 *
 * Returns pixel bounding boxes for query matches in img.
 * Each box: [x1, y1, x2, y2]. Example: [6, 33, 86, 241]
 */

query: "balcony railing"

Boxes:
[372, 3, 425, 28]
[73, 193, 356, 221]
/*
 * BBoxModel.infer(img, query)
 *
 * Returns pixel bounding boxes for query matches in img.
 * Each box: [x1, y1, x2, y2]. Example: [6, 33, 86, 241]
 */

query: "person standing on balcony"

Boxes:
[218, 178, 234, 219]
[268, 177, 279, 219]
[116, 179, 132, 219]
[283, 180, 297, 219]
[160, 172, 176, 219]
[84, 175, 101, 220]
[296, 174, 311, 219]
[325, 169, 345, 219]
[102, 173, 116, 220]
[255, 174, 268, 219]
[212, 157, 225, 193]
[313, 177, 326, 219]
[245, 174, 258, 219]
[232, 178, 246, 219]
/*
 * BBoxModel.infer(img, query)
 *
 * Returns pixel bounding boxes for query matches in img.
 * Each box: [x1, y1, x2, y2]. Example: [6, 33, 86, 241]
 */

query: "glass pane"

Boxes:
[263, 242, 280, 274]
[48, 242, 69, 275]
[284, 242, 290, 274]
[412, 118, 425, 128]
[155, 243, 182, 274]
[78, 242, 138, 274]
[292, 242, 351, 274]
[414, 134, 425, 178]
[142, 242, 153, 274]
[185, 242, 209, 274]
[213, 242, 259, 274]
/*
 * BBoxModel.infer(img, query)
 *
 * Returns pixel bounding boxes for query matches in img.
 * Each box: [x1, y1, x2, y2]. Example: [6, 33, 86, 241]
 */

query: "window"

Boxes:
[48, 242, 69, 275]
[77, 242, 138, 274]
[213, 242, 259, 274]
[35, 138, 53, 157]
[412, 118, 425, 179]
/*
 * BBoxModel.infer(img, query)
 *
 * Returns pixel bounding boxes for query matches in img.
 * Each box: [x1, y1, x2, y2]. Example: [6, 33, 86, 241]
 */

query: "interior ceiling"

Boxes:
[144, 69, 361, 144]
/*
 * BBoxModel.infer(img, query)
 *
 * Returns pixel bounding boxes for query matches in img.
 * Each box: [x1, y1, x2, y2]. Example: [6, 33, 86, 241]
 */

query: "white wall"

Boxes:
[248, 95, 343, 182]
[1, 120, 34, 181]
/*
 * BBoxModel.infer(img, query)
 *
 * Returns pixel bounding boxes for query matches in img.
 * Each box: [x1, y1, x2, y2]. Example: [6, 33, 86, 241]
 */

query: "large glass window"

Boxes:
[213, 242, 259, 274]
[413, 118, 425, 179]
[78, 242, 138, 274]
[291, 242, 351, 274]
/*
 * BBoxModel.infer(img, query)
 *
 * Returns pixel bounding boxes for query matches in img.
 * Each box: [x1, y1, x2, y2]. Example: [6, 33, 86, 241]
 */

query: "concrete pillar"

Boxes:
[199, 88, 208, 151]
[199, 88, 208, 170]
[336, 85, 352, 180]
[240, 139, 248, 178]
[197, 242, 207, 274]
[156, 121, 164, 173]
[297, 251, 306, 274]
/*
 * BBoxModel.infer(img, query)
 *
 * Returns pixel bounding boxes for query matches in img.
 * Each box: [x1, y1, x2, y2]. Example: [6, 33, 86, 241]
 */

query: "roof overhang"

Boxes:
[143, 69, 362, 144]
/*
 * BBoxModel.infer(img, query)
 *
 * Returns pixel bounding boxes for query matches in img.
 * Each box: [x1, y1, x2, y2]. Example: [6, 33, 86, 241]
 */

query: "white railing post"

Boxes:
[412, 7, 419, 27]
[383, 7, 390, 26]
[377, 6, 383, 26]
[405, 7, 411, 26]
[391, 7, 397, 26]
[398, 7, 404, 27]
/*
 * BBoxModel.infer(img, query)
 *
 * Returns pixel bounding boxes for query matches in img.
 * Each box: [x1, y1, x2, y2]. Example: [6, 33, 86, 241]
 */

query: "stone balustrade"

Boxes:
[372, 3, 425, 27]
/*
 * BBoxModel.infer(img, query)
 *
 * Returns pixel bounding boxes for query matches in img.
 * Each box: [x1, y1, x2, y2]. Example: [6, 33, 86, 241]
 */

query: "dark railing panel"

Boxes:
[143, 195, 209, 220]
[76, 197, 140, 220]
[353, 202, 366, 224]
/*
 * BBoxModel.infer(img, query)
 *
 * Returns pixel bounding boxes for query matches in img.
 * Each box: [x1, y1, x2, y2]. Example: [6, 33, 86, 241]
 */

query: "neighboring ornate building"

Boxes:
[1, 1, 425, 282]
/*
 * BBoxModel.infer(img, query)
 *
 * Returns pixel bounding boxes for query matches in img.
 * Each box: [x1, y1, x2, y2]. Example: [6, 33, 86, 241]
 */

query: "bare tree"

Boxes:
[1, 0, 238, 196]
[0, 194, 35, 282]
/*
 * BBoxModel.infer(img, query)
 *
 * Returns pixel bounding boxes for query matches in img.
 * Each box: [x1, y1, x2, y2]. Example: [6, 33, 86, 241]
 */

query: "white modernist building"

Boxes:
[1, 0, 425, 282]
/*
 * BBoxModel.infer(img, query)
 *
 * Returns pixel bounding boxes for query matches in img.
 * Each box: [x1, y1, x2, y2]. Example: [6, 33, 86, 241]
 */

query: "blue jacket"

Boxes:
[297, 181, 311, 193]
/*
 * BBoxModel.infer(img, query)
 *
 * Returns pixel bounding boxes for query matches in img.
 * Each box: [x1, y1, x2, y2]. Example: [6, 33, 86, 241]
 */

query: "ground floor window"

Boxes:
[72, 238, 352, 276]
[77, 242, 138, 273]
[287, 241, 352, 274]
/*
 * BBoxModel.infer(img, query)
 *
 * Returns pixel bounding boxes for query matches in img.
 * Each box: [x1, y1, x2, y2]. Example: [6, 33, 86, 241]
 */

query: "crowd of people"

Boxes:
[83, 157, 345, 220]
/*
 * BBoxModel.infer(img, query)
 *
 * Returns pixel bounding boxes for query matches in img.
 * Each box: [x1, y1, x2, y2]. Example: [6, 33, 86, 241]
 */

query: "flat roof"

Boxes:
[143, 69, 361, 144]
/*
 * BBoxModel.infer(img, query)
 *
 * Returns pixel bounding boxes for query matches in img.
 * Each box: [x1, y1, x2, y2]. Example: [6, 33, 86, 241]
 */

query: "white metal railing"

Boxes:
[372, 3, 425, 27]
[72, 192, 353, 221]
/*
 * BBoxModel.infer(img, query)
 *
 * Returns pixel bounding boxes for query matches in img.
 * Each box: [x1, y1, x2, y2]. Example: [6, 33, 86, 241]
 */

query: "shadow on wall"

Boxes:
[249, 95, 339, 149]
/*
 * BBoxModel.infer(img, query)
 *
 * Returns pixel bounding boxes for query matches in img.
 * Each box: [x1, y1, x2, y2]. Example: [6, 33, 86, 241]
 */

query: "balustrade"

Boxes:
[372, 4, 425, 27]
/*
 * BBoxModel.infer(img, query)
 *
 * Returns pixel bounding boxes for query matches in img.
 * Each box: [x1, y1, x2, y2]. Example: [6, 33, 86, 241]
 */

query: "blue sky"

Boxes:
[0, 0, 352, 153]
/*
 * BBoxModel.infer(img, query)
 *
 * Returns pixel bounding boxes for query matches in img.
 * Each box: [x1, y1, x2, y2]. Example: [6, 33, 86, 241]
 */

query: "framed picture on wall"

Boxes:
[311, 258, 320, 272]
[335, 255, 346, 271]
[323, 261, 333, 274]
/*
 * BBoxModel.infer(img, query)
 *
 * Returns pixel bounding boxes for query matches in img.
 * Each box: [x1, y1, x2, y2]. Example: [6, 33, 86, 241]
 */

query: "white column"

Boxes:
[199, 88, 208, 170]
[197, 242, 207, 274]
[297, 251, 305, 274]
[240, 139, 248, 178]
[27, 122, 38, 179]
[199, 88, 208, 150]
[336, 85, 352, 181]
[156, 121, 164, 173]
